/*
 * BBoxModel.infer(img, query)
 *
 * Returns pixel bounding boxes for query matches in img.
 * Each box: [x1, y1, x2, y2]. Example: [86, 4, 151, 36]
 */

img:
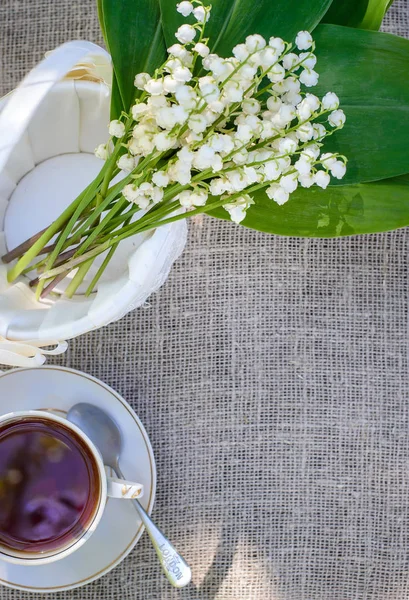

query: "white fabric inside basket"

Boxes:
[0, 50, 186, 344]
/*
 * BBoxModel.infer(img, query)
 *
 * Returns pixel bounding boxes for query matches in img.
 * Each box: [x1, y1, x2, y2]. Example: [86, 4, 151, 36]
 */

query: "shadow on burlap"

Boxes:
[1, 2, 409, 599]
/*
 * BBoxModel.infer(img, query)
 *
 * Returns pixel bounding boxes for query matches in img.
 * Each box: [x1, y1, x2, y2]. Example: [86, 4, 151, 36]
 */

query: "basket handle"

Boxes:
[0, 40, 110, 174]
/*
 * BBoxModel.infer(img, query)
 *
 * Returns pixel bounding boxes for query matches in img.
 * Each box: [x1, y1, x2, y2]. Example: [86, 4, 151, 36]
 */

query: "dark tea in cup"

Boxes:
[0, 415, 100, 556]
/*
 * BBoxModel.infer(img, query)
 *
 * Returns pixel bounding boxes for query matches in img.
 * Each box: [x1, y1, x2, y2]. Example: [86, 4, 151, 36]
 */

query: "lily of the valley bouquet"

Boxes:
[4, 0, 409, 299]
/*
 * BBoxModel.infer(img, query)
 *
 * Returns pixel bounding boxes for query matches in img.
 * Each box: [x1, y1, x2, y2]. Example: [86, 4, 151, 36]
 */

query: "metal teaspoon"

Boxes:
[67, 402, 191, 588]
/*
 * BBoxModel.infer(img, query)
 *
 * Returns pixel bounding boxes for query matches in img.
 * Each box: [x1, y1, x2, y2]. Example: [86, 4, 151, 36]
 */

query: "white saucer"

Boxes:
[0, 366, 156, 593]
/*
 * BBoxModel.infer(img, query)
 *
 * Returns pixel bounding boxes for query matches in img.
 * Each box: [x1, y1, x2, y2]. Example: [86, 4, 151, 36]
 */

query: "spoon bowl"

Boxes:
[67, 403, 122, 471]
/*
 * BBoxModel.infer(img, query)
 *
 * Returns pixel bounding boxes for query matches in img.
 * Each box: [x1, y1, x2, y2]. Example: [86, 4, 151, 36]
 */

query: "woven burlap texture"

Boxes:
[1, 2, 409, 599]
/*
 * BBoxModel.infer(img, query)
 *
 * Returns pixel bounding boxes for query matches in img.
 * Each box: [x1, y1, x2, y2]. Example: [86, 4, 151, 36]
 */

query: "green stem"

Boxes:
[62, 174, 132, 251]
[32, 133, 128, 295]
[64, 258, 95, 298]
[191, 9, 208, 72]
[96, 206, 139, 236]
[84, 244, 118, 297]
[41, 182, 267, 279]
[80, 212, 133, 298]
[7, 181, 95, 283]
[108, 183, 269, 249]
[98, 201, 181, 244]
[76, 197, 128, 255]
[65, 151, 162, 251]
[72, 150, 169, 257]
[40, 242, 111, 279]
[124, 183, 267, 236]
[99, 116, 134, 199]
[33, 176, 106, 299]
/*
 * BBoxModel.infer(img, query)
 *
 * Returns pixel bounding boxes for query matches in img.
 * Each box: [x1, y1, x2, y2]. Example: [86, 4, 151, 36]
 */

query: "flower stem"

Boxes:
[7, 181, 94, 284]
[74, 196, 130, 256]
[121, 184, 267, 237]
[65, 258, 95, 298]
[86, 183, 268, 259]
[40, 242, 111, 279]
[84, 244, 118, 297]
[2, 226, 50, 264]
[39, 272, 70, 299]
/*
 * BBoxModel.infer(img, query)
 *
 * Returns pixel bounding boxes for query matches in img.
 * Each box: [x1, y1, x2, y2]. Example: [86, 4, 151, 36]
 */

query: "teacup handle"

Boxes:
[106, 476, 143, 500]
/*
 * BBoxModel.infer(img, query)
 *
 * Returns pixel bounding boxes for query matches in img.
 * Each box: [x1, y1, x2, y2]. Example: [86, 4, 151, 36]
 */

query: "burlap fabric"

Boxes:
[1, 2, 409, 598]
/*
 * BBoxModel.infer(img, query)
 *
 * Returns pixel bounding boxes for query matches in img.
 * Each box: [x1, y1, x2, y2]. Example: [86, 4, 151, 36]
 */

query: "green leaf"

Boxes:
[360, 0, 393, 29]
[159, 0, 333, 58]
[313, 25, 409, 184]
[97, 0, 167, 118]
[322, 0, 369, 28]
[322, 0, 392, 30]
[109, 78, 124, 121]
[209, 175, 409, 237]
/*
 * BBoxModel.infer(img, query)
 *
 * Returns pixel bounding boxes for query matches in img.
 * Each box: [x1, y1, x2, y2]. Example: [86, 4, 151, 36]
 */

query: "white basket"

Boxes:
[0, 41, 187, 367]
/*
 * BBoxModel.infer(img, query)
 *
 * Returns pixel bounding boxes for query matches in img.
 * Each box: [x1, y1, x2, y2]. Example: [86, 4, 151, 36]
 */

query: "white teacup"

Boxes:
[0, 410, 144, 565]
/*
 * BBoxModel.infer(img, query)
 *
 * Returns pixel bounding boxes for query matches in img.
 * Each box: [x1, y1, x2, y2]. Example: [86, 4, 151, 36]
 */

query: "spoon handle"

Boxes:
[115, 465, 192, 588]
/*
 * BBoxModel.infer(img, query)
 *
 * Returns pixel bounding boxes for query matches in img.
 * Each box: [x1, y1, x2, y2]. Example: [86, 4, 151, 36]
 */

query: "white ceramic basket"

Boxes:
[0, 41, 187, 367]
